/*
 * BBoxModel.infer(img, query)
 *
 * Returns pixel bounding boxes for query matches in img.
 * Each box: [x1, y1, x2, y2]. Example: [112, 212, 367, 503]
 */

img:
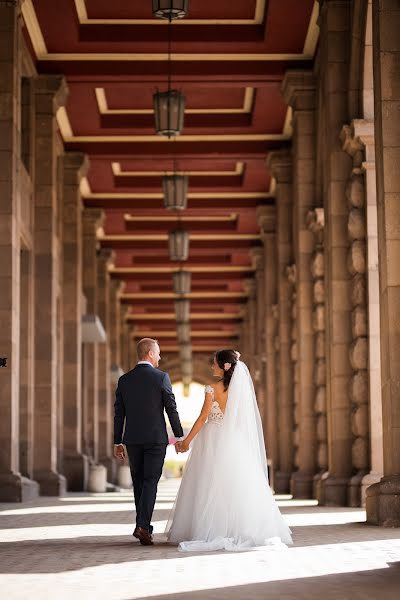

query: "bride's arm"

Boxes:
[179, 390, 214, 451]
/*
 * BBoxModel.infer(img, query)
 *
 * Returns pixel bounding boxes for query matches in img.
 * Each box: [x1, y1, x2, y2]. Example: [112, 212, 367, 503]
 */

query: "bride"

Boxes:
[165, 349, 293, 551]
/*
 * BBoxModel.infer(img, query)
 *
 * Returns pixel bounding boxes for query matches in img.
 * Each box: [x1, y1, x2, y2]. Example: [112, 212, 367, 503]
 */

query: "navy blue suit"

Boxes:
[114, 363, 183, 531]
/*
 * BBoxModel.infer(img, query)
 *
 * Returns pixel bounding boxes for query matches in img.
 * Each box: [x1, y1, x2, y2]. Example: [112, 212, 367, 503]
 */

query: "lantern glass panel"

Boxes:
[163, 175, 188, 210]
[153, 90, 185, 137]
[152, 0, 189, 20]
[173, 270, 191, 295]
[169, 230, 189, 261]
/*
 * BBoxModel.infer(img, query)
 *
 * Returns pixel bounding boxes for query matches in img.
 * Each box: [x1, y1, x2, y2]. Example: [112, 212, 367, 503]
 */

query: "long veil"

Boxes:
[166, 360, 293, 551]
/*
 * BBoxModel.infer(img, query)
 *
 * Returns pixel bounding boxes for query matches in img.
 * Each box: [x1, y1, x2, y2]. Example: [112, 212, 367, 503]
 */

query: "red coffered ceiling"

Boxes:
[22, 0, 318, 355]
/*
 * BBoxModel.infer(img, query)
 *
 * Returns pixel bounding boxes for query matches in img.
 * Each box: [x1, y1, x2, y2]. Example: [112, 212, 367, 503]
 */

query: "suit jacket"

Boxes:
[113, 364, 184, 445]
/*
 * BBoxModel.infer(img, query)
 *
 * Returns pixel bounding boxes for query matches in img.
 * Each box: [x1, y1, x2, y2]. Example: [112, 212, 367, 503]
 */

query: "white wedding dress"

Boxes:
[165, 361, 293, 552]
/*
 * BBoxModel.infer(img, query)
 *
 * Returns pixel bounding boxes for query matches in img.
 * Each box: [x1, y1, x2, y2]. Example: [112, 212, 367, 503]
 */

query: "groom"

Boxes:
[114, 337, 184, 546]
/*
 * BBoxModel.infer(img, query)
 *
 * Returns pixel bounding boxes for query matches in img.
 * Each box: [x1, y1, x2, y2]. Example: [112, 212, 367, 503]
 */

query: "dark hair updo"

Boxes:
[214, 349, 239, 391]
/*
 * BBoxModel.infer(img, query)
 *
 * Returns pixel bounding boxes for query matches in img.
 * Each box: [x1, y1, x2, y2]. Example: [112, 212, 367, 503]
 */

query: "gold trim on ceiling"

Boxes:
[113, 162, 244, 177]
[84, 187, 270, 199]
[123, 214, 238, 223]
[97, 88, 254, 115]
[110, 265, 253, 274]
[22, 1, 319, 61]
[121, 292, 247, 299]
[75, 0, 266, 26]
[99, 233, 260, 241]
[126, 312, 244, 320]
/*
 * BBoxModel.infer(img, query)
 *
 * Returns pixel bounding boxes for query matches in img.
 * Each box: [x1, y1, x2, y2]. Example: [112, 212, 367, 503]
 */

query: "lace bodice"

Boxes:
[205, 385, 224, 425]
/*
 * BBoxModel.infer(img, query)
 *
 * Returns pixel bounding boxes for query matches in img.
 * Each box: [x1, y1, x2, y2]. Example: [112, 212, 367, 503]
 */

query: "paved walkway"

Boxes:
[0, 478, 400, 600]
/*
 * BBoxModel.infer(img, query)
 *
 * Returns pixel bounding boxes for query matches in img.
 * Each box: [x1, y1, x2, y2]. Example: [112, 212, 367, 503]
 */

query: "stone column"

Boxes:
[341, 126, 370, 507]
[318, 0, 354, 506]
[32, 76, 68, 496]
[82, 208, 104, 463]
[97, 248, 115, 481]
[243, 279, 257, 376]
[352, 120, 383, 504]
[286, 264, 299, 483]
[0, 0, 38, 501]
[119, 305, 131, 373]
[257, 206, 279, 480]
[267, 150, 294, 493]
[109, 279, 123, 378]
[283, 71, 317, 498]
[306, 209, 328, 499]
[366, 0, 400, 526]
[251, 248, 266, 415]
[62, 152, 90, 491]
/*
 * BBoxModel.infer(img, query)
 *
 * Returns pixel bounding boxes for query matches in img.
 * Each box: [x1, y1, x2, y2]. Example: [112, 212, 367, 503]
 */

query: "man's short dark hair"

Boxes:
[137, 338, 158, 360]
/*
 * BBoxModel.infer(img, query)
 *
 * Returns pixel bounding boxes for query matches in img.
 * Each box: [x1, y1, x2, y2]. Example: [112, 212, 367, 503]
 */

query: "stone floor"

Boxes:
[0, 478, 400, 600]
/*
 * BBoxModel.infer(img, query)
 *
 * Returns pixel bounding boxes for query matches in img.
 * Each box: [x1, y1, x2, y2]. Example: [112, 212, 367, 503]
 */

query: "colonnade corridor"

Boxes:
[0, 478, 399, 599]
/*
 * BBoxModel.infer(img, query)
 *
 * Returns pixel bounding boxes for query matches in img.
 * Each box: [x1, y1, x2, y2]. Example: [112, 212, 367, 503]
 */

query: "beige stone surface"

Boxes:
[0, 479, 400, 600]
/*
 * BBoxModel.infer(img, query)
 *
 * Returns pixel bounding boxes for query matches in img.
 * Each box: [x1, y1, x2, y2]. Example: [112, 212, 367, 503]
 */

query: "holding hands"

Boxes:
[175, 439, 190, 454]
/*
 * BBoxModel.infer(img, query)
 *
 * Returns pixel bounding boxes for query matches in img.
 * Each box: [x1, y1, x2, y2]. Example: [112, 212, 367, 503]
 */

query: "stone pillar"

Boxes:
[352, 120, 383, 504]
[341, 125, 370, 507]
[243, 279, 257, 376]
[283, 71, 317, 498]
[97, 248, 115, 482]
[109, 279, 123, 378]
[306, 209, 328, 499]
[0, 0, 39, 501]
[267, 150, 294, 493]
[286, 264, 299, 484]
[257, 206, 279, 480]
[119, 305, 131, 373]
[82, 208, 104, 463]
[318, 0, 354, 506]
[62, 152, 90, 491]
[251, 248, 266, 415]
[366, 0, 400, 526]
[32, 76, 68, 496]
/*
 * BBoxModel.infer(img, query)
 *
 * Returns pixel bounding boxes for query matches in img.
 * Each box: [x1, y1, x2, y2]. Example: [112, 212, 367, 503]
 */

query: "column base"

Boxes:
[348, 469, 368, 508]
[317, 472, 350, 506]
[274, 471, 292, 494]
[313, 470, 326, 500]
[0, 473, 40, 502]
[117, 464, 132, 489]
[290, 471, 315, 499]
[361, 471, 383, 508]
[366, 474, 400, 527]
[63, 453, 90, 492]
[35, 471, 66, 496]
[99, 456, 117, 484]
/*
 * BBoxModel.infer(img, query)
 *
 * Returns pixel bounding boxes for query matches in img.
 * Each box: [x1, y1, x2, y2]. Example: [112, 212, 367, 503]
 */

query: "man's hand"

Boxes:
[176, 439, 190, 453]
[114, 444, 126, 461]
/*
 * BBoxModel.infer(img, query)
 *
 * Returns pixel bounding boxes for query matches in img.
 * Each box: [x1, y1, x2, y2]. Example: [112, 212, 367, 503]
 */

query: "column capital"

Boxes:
[257, 205, 276, 234]
[98, 248, 115, 269]
[34, 75, 69, 112]
[282, 70, 316, 110]
[266, 150, 292, 184]
[243, 278, 256, 298]
[63, 152, 90, 182]
[83, 207, 104, 230]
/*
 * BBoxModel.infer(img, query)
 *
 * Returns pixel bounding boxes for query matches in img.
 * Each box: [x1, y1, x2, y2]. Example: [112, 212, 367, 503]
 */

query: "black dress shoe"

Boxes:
[134, 527, 154, 546]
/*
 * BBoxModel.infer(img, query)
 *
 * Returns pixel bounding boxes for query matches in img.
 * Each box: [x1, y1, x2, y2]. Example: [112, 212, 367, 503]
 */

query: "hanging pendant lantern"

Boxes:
[169, 230, 189, 261]
[183, 382, 190, 397]
[163, 174, 188, 210]
[153, 90, 185, 138]
[175, 299, 190, 322]
[173, 270, 191, 295]
[152, 0, 189, 20]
